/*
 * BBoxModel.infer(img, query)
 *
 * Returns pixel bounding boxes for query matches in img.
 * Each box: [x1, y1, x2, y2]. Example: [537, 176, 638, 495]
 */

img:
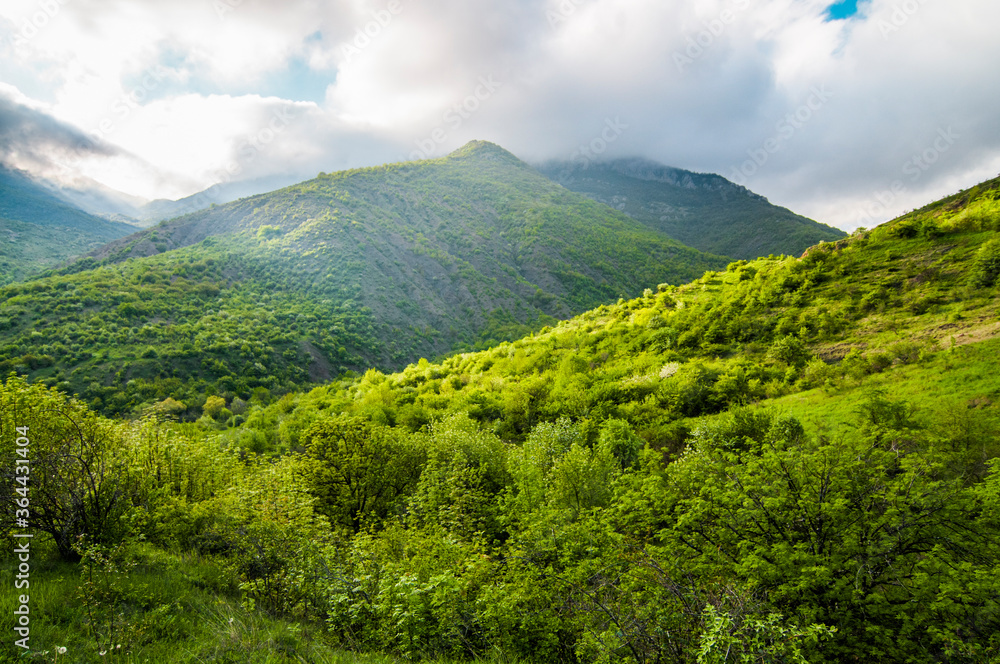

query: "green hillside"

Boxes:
[537, 158, 846, 259]
[0, 142, 726, 415]
[227, 175, 1000, 447]
[2, 176, 998, 664]
[0, 167, 136, 284]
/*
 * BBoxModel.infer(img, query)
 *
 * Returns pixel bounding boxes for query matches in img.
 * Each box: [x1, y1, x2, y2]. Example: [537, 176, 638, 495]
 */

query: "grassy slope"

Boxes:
[771, 337, 1000, 435]
[0, 142, 726, 416]
[536, 158, 846, 259]
[0, 543, 472, 664]
[230, 176, 1000, 452]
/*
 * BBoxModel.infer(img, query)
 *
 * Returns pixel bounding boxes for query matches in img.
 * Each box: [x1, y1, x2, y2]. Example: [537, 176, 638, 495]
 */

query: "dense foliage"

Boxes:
[224, 178, 1000, 456]
[0, 244, 376, 417]
[2, 377, 998, 661]
[0, 142, 728, 416]
[1, 176, 999, 663]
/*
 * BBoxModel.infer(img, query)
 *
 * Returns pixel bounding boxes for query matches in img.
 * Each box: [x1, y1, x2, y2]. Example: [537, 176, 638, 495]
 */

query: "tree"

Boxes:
[202, 394, 227, 419]
[662, 407, 998, 662]
[302, 415, 421, 533]
[969, 238, 1000, 288]
[1, 376, 137, 560]
[766, 335, 810, 367]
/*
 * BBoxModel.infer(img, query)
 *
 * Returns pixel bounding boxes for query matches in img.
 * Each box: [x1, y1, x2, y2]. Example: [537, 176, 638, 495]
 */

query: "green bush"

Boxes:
[969, 238, 1000, 288]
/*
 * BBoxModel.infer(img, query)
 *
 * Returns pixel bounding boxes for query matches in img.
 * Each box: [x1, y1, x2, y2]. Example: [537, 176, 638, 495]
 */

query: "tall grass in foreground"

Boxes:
[1, 543, 507, 664]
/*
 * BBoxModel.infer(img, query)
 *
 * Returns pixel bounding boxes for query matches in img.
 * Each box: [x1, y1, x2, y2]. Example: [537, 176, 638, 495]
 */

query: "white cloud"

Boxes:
[0, 0, 997, 231]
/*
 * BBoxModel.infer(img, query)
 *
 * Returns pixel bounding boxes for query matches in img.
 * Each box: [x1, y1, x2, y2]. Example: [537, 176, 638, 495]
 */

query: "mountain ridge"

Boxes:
[536, 157, 845, 259]
[6, 141, 728, 414]
[0, 165, 137, 284]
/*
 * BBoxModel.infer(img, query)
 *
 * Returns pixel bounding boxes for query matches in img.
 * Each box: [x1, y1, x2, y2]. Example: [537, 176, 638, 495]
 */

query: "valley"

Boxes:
[1, 165, 998, 663]
[1, 142, 732, 416]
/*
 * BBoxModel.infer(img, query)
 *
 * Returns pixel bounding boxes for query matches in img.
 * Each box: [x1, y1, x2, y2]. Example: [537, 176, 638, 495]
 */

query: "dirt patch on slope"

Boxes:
[301, 340, 332, 382]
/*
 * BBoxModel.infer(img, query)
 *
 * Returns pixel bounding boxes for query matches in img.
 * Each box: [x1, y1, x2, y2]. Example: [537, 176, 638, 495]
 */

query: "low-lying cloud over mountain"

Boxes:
[1, 0, 998, 230]
[0, 85, 185, 198]
[0, 84, 117, 174]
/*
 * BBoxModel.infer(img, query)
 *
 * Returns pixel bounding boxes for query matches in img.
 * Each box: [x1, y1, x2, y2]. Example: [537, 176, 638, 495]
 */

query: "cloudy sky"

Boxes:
[1, 0, 998, 230]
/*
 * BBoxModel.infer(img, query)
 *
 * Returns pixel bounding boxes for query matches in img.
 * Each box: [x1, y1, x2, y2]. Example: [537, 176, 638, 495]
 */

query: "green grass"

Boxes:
[717, 336, 1000, 436]
[0, 544, 342, 664]
[1, 543, 523, 664]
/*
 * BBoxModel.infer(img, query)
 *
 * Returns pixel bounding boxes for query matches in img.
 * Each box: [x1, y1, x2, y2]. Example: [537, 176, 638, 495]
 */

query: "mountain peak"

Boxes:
[447, 140, 524, 164]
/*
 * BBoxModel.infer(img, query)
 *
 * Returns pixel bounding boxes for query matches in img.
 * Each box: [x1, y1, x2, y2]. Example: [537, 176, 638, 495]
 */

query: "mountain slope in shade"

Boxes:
[536, 158, 845, 259]
[0, 166, 137, 284]
[5, 142, 727, 414]
[33, 172, 150, 224]
[82, 142, 726, 322]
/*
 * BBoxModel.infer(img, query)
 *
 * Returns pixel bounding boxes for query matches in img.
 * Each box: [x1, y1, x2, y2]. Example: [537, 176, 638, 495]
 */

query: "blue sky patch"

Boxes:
[121, 48, 334, 105]
[827, 0, 859, 20]
[254, 56, 334, 103]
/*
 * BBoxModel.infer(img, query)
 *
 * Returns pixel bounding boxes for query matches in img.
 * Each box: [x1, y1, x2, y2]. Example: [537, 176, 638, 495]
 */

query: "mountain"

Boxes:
[34, 171, 151, 223]
[31, 172, 305, 227]
[0, 166, 137, 284]
[135, 174, 306, 225]
[6, 175, 998, 663]
[242, 174, 1000, 443]
[1, 141, 727, 414]
[536, 157, 846, 259]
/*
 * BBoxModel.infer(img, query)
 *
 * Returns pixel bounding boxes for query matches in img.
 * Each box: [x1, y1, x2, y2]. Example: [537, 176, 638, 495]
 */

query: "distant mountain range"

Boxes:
[35, 172, 305, 226]
[535, 158, 845, 259]
[0, 166, 137, 284]
[133, 174, 305, 224]
[2, 141, 842, 290]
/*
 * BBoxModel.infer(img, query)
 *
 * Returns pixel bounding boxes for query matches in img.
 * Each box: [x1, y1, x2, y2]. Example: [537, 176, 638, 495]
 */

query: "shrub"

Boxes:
[969, 238, 1000, 288]
[0, 377, 137, 560]
[766, 335, 810, 367]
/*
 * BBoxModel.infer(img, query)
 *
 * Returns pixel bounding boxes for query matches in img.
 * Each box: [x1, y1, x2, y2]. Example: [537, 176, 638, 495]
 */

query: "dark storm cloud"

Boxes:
[0, 89, 120, 172]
